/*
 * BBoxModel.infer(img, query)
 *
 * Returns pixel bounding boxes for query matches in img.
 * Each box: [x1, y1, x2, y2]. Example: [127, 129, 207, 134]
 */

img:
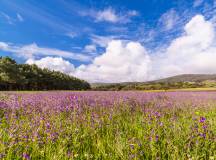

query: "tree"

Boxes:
[0, 57, 91, 91]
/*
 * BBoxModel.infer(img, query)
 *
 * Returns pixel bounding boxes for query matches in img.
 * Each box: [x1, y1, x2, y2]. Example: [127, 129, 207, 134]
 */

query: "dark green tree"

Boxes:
[0, 57, 91, 91]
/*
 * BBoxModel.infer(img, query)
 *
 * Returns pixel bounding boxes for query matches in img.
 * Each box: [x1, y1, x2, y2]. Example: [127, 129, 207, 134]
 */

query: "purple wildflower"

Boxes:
[23, 153, 30, 160]
[199, 117, 206, 123]
[202, 125, 207, 130]
[46, 122, 51, 129]
[129, 144, 135, 150]
[159, 122, 163, 126]
[200, 133, 206, 138]
[0, 101, 8, 108]
[155, 135, 159, 142]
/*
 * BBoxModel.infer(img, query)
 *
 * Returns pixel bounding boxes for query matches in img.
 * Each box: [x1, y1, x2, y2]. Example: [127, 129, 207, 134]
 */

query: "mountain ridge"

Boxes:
[91, 74, 216, 90]
[92, 74, 216, 85]
[148, 74, 216, 83]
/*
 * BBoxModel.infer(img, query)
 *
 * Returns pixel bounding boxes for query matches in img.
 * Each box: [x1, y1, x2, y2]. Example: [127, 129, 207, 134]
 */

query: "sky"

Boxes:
[0, 0, 216, 82]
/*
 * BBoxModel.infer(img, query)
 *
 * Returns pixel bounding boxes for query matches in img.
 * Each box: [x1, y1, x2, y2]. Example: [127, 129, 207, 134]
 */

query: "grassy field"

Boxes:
[0, 91, 216, 159]
[168, 87, 216, 91]
[2, 87, 216, 93]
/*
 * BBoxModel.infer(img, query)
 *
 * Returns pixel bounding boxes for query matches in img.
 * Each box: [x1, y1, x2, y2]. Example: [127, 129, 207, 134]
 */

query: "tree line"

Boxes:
[0, 57, 91, 91]
[92, 81, 207, 91]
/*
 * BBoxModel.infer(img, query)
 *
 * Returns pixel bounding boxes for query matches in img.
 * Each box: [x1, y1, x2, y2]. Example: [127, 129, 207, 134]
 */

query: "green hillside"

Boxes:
[92, 74, 216, 91]
[151, 74, 216, 83]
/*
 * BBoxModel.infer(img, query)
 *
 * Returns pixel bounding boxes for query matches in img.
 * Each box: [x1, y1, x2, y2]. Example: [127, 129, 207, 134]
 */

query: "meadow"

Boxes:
[0, 91, 216, 159]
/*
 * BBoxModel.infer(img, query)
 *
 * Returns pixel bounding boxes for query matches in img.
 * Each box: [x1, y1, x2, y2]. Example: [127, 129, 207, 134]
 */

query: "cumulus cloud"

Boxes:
[25, 41, 151, 82]
[27, 14, 216, 83]
[74, 40, 152, 82]
[152, 14, 216, 78]
[0, 42, 91, 62]
[26, 57, 75, 74]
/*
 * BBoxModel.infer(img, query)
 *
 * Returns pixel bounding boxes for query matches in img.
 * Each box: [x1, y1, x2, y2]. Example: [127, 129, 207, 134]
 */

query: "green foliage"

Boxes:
[0, 56, 90, 90]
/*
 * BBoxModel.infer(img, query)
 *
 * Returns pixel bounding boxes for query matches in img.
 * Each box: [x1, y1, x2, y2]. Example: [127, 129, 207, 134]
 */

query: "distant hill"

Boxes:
[150, 74, 216, 83]
[91, 74, 216, 91]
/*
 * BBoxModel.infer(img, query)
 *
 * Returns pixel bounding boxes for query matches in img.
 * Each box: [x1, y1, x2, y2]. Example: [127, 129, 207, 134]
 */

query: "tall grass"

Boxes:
[0, 92, 216, 159]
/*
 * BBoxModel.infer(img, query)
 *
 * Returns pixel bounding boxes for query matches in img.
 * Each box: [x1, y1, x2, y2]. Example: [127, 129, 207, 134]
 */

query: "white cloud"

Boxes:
[158, 9, 179, 31]
[0, 12, 13, 24]
[0, 42, 91, 62]
[90, 35, 117, 47]
[193, 0, 204, 7]
[84, 44, 97, 53]
[17, 13, 24, 22]
[81, 7, 138, 23]
[66, 32, 77, 38]
[0, 12, 24, 24]
[26, 57, 75, 74]
[152, 14, 216, 78]
[127, 10, 139, 17]
[26, 41, 151, 82]
[74, 40, 151, 82]
[0, 42, 9, 50]
[76, 14, 216, 82]
[26, 14, 216, 83]
[96, 8, 118, 23]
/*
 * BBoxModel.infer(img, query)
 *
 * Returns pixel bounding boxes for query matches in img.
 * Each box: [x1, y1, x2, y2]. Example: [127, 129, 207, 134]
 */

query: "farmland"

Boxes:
[0, 91, 216, 159]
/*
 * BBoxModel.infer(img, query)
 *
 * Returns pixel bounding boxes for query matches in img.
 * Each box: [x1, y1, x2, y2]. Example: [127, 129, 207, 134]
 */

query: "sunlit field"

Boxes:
[0, 91, 216, 159]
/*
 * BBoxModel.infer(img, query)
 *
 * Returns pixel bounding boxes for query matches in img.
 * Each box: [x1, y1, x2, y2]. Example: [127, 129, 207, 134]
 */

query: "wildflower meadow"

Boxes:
[0, 91, 216, 159]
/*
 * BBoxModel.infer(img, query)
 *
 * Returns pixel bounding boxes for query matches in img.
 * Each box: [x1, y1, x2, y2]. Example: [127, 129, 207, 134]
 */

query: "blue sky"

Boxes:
[0, 0, 216, 82]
